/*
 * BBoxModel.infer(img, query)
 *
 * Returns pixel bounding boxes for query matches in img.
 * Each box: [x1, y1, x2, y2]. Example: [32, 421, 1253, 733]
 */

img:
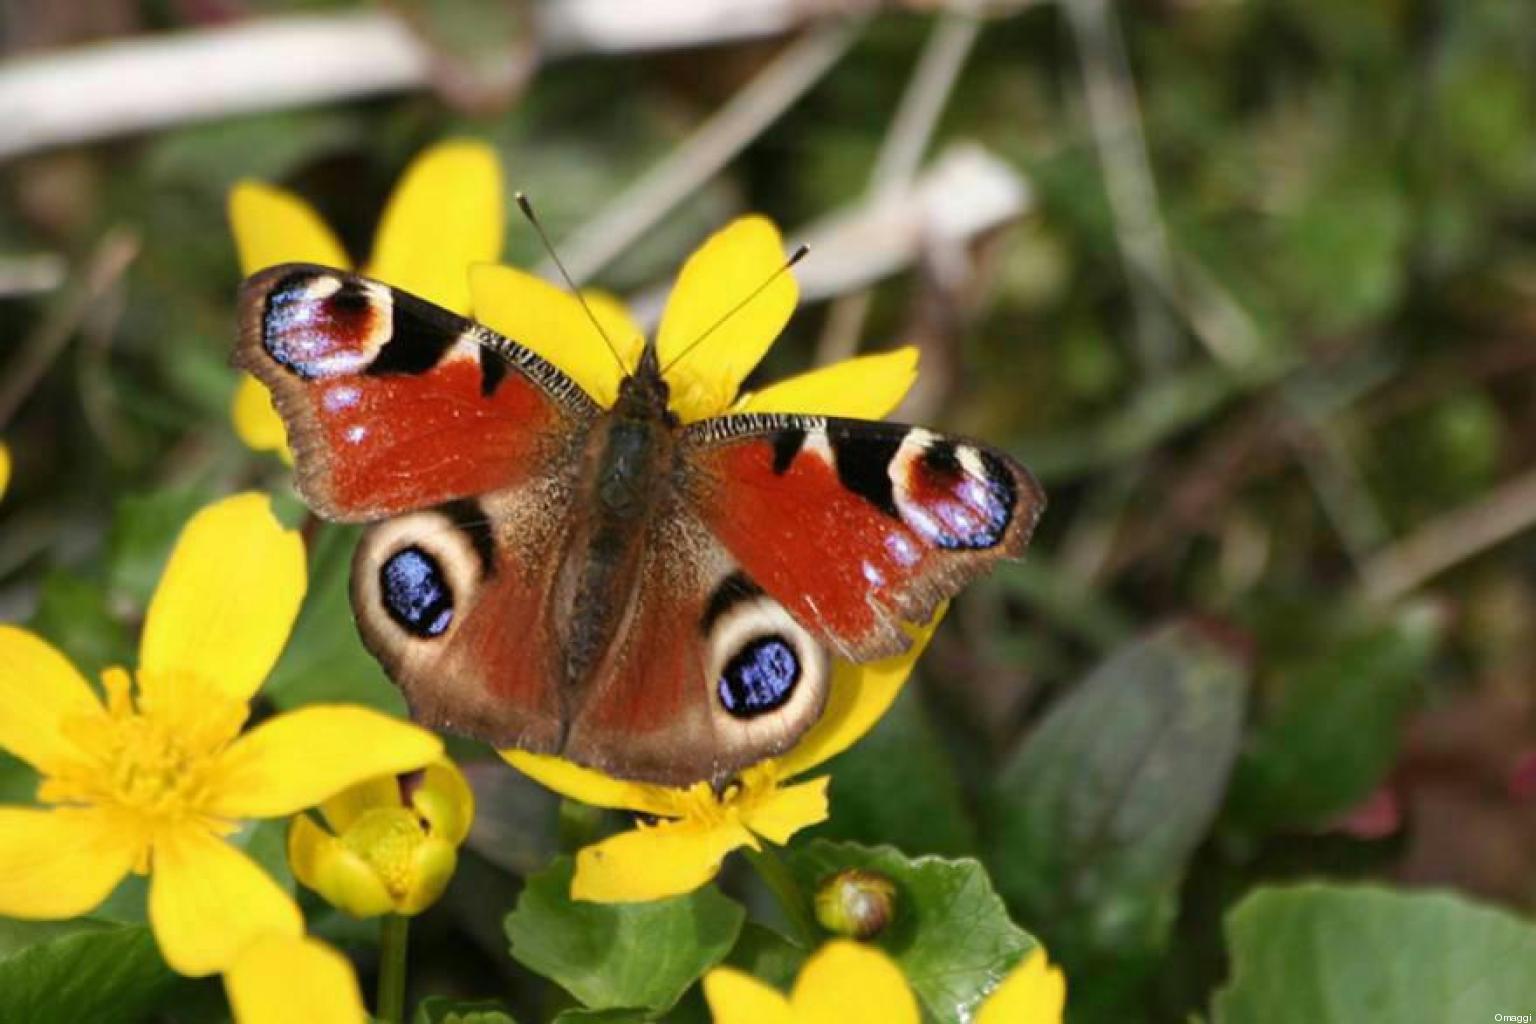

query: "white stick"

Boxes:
[0, 0, 816, 160]
[628, 142, 1034, 324]
[1361, 467, 1536, 605]
[549, 20, 864, 285]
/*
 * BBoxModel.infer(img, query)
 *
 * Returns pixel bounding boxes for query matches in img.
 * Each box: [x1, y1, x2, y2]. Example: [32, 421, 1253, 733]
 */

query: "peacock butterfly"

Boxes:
[234, 228, 1045, 786]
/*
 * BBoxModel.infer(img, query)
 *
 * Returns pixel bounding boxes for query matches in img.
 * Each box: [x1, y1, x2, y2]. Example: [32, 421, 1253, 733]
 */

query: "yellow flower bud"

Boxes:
[814, 868, 897, 939]
[289, 758, 474, 918]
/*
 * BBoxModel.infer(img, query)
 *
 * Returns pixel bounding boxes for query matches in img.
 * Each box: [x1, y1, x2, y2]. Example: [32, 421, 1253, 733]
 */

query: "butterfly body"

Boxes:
[238, 257, 1044, 786]
[559, 345, 676, 698]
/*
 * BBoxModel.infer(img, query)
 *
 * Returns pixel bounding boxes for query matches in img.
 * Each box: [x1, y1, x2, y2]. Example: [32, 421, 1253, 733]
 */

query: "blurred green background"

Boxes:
[2, 1, 1535, 1021]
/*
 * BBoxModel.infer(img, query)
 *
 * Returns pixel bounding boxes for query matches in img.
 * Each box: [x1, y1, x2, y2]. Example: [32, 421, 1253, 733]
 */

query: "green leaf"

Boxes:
[549, 1011, 653, 1024]
[1227, 605, 1438, 833]
[505, 857, 744, 1014]
[787, 842, 1036, 1024]
[808, 689, 977, 856]
[106, 485, 218, 608]
[414, 996, 519, 1024]
[984, 623, 1248, 997]
[264, 523, 403, 713]
[236, 818, 295, 893]
[1213, 884, 1536, 1022]
[146, 110, 362, 196]
[390, 0, 534, 110]
[1370, 391, 1504, 528]
[27, 571, 133, 679]
[0, 920, 95, 959]
[0, 922, 180, 1024]
[0, 751, 37, 805]
[721, 922, 806, 994]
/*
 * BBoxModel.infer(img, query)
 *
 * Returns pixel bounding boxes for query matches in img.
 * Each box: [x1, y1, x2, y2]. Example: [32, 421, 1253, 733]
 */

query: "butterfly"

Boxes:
[234, 220, 1045, 787]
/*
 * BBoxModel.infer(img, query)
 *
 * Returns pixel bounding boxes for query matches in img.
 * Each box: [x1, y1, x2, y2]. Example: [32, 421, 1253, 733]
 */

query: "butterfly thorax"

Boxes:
[559, 345, 678, 688]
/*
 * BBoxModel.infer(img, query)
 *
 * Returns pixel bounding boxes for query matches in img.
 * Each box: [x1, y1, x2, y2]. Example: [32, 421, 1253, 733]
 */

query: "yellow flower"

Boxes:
[0, 440, 9, 500]
[225, 933, 366, 1024]
[491, 215, 929, 903]
[506, 619, 934, 903]
[227, 139, 505, 461]
[470, 215, 918, 422]
[0, 493, 442, 976]
[288, 757, 474, 917]
[974, 947, 1069, 1024]
[703, 941, 1066, 1024]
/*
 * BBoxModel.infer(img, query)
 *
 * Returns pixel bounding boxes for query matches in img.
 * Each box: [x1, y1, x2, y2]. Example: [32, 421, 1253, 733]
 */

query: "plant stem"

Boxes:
[377, 913, 410, 1024]
[744, 846, 819, 949]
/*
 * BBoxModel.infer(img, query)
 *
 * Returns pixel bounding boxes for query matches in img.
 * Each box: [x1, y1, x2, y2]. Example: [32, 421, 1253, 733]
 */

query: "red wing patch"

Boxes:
[683, 416, 1045, 661]
[236, 264, 598, 521]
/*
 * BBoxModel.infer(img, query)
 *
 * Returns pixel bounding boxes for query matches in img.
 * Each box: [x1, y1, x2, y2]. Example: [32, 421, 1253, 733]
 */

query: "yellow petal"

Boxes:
[0, 806, 136, 919]
[774, 608, 945, 779]
[0, 440, 10, 500]
[138, 493, 307, 704]
[792, 940, 920, 1024]
[287, 814, 394, 918]
[469, 263, 644, 408]
[317, 774, 402, 835]
[225, 933, 367, 1024]
[228, 181, 350, 276]
[397, 836, 456, 915]
[657, 216, 798, 422]
[412, 758, 475, 846]
[369, 139, 503, 314]
[703, 967, 797, 1024]
[736, 347, 919, 420]
[0, 626, 102, 773]
[975, 948, 1067, 1024]
[742, 776, 828, 846]
[286, 813, 334, 887]
[501, 750, 680, 819]
[149, 826, 302, 976]
[231, 375, 294, 465]
[209, 706, 441, 819]
[570, 818, 754, 903]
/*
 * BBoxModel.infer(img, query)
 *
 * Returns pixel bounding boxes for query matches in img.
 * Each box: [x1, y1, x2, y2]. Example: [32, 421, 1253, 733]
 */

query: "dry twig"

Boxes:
[814, 9, 982, 364]
[627, 143, 1034, 325]
[0, 228, 139, 430]
[547, 19, 866, 285]
[0, 0, 861, 159]
[1361, 467, 1536, 605]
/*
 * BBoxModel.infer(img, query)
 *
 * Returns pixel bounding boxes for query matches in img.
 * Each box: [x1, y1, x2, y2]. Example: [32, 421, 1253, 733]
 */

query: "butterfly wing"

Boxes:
[235, 264, 600, 521]
[680, 413, 1046, 661]
[550, 410, 1041, 784]
[349, 485, 574, 754]
[558, 492, 833, 786]
[237, 266, 1043, 785]
[237, 264, 598, 751]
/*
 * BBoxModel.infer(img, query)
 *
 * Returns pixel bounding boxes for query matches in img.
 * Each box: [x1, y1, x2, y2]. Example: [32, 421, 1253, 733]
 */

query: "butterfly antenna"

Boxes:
[515, 192, 632, 375]
[659, 243, 809, 376]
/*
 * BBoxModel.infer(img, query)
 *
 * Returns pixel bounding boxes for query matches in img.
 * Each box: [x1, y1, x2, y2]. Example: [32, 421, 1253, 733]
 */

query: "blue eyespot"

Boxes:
[718, 636, 800, 718]
[380, 547, 453, 638]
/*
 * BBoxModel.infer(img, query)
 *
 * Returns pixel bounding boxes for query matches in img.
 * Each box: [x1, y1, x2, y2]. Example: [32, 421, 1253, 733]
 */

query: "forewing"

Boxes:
[681, 413, 1045, 661]
[235, 263, 599, 521]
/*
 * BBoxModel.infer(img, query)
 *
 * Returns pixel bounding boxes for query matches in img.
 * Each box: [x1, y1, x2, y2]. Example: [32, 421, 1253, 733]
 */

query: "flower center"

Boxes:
[341, 808, 428, 899]
[665, 763, 781, 829]
[40, 668, 245, 833]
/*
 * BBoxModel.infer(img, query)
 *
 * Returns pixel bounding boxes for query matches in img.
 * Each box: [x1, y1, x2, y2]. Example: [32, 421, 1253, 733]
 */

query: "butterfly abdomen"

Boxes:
[560, 403, 674, 690]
